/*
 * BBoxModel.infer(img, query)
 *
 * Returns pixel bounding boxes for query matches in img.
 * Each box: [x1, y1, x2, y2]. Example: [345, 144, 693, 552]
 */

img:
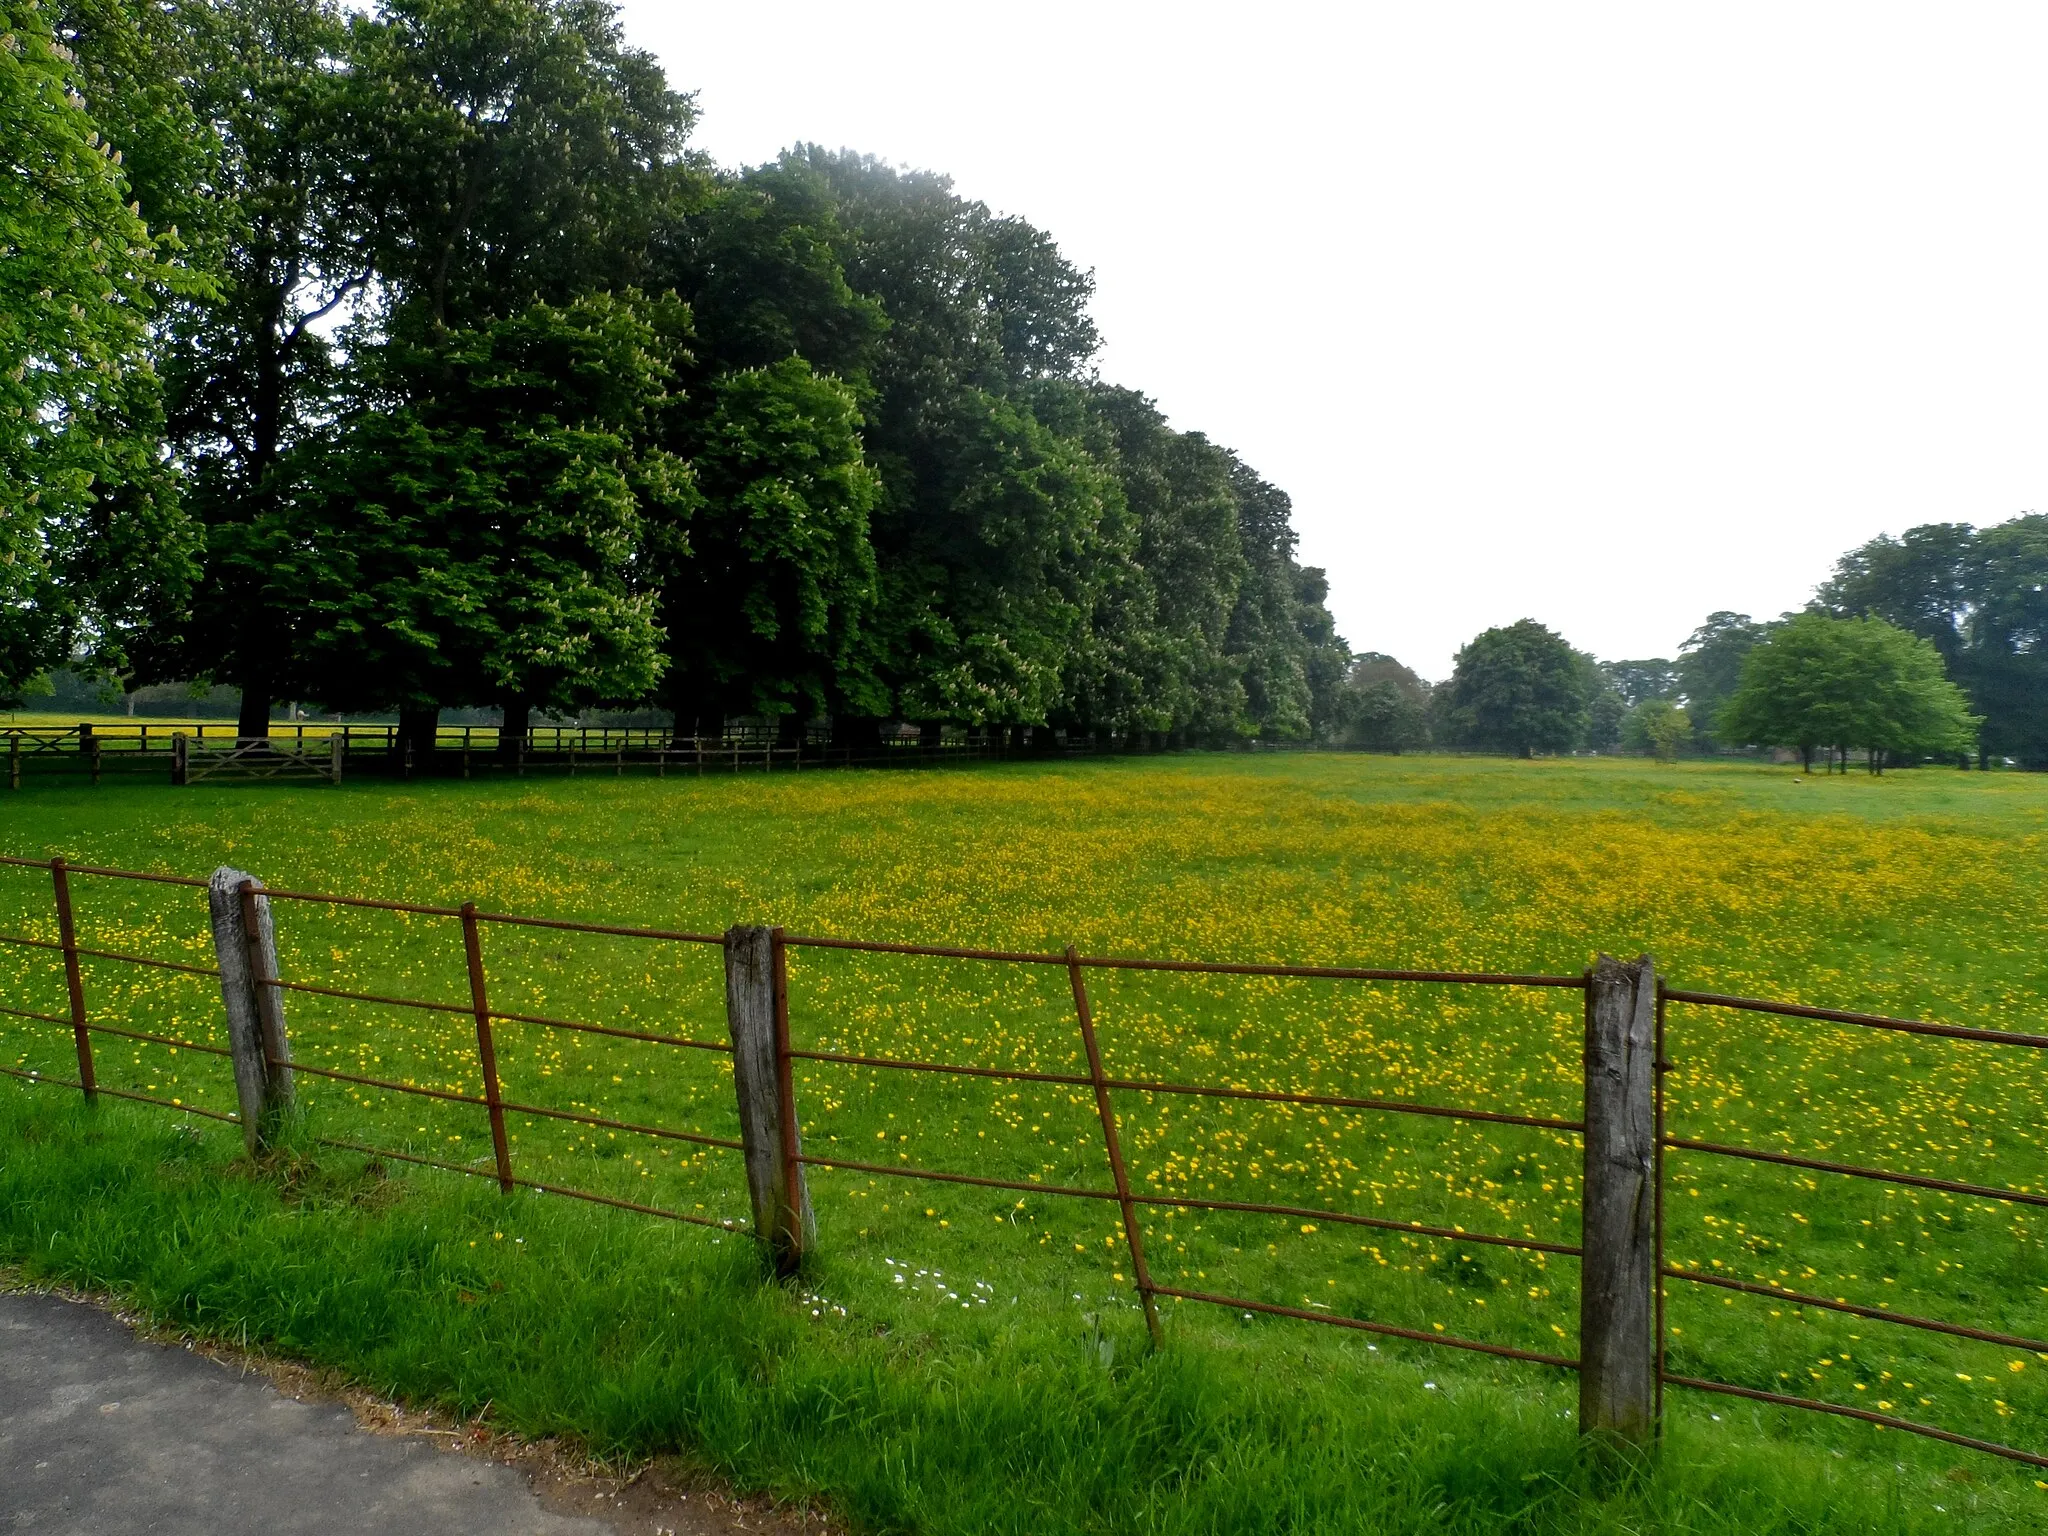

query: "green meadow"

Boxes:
[2, 753, 2045, 1533]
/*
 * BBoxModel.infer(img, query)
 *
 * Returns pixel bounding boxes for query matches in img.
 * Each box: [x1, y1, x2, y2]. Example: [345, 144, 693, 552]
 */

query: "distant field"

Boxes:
[1, 754, 2044, 1532]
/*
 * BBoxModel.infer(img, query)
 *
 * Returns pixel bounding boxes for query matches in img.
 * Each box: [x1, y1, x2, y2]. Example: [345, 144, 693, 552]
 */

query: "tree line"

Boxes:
[4, 0, 1348, 751]
[1330, 513, 2044, 770]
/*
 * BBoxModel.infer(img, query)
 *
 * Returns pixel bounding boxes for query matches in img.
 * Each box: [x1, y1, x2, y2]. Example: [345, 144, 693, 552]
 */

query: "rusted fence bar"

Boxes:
[1151, 1284, 1579, 1368]
[1664, 1138, 2048, 1208]
[49, 857, 95, 1102]
[1069, 945, 1161, 1344]
[1663, 989, 2048, 1050]
[1662, 1267, 2048, 1354]
[1661, 1374, 2048, 1471]
[461, 902, 515, 1193]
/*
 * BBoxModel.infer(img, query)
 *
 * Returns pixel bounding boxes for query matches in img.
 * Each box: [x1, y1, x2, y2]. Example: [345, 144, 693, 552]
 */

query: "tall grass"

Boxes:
[2, 1090, 2036, 1534]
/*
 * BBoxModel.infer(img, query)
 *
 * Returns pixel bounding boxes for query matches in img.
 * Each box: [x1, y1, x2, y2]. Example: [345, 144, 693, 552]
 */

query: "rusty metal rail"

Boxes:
[1660, 1374, 2048, 1470]
[1664, 1137, 2048, 1207]
[1663, 1266, 2048, 1354]
[1660, 989, 2048, 1472]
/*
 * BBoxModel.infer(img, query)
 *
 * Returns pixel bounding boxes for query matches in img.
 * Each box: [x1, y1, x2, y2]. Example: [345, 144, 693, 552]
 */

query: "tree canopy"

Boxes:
[1819, 515, 2048, 768]
[1717, 613, 1977, 773]
[17, 0, 1350, 744]
[1435, 619, 1588, 757]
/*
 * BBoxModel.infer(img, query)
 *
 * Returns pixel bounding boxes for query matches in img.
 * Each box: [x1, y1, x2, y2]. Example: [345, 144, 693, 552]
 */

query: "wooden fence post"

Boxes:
[171, 732, 188, 786]
[724, 923, 812, 1275]
[1580, 952, 1659, 1455]
[330, 733, 344, 784]
[209, 867, 294, 1154]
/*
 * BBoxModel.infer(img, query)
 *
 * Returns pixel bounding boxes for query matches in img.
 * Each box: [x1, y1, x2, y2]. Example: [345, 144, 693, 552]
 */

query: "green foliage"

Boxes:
[0, 0, 203, 690]
[352, 0, 698, 335]
[287, 293, 693, 716]
[1966, 514, 2048, 767]
[658, 357, 883, 724]
[1717, 613, 1978, 772]
[1676, 613, 1768, 750]
[1820, 515, 2048, 768]
[1621, 697, 1690, 761]
[1579, 651, 1625, 753]
[1601, 657, 1678, 707]
[1437, 619, 1589, 757]
[18, 0, 1348, 740]
[164, 0, 380, 723]
[1333, 654, 1432, 752]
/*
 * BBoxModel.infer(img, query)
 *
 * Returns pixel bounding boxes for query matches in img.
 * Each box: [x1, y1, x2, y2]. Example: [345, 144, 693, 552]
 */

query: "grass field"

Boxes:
[1, 753, 2044, 1533]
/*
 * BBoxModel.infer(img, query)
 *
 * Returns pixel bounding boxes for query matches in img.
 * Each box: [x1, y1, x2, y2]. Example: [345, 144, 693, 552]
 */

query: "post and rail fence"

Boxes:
[0, 722, 1050, 786]
[0, 854, 2042, 1472]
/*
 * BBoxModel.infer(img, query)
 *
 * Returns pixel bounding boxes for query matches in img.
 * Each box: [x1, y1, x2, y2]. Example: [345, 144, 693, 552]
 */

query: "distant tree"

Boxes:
[1437, 620, 1589, 757]
[1225, 457, 1314, 740]
[1579, 652, 1625, 752]
[1717, 613, 1977, 773]
[1676, 612, 1768, 749]
[1814, 516, 2048, 769]
[1601, 658, 1679, 707]
[1815, 523, 1976, 667]
[1335, 654, 1430, 752]
[1622, 697, 1690, 761]
[1966, 514, 2048, 768]
[1292, 564, 1353, 739]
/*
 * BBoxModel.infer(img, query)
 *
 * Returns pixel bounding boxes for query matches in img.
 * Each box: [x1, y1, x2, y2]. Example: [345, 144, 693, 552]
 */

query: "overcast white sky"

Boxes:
[616, 1, 2048, 679]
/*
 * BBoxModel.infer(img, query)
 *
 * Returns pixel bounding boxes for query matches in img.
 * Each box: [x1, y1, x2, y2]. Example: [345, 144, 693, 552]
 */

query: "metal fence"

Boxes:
[0, 853, 2041, 1471]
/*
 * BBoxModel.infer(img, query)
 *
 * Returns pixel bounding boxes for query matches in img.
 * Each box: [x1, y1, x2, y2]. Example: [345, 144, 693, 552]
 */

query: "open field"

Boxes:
[1, 754, 2045, 1532]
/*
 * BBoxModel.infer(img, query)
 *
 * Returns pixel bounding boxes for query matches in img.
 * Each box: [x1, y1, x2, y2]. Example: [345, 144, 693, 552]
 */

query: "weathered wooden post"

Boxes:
[8, 731, 19, 790]
[209, 867, 294, 1154]
[170, 731, 188, 786]
[724, 924, 812, 1275]
[329, 733, 344, 784]
[1580, 953, 1659, 1457]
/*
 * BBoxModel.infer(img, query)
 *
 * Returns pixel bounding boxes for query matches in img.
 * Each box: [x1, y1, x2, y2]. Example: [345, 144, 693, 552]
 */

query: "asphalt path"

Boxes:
[0, 1288, 610, 1535]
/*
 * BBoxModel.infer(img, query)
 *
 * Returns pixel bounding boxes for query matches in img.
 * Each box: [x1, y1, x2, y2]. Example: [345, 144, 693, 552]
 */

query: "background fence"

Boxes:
[0, 722, 1070, 786]
[0, 853, 2042, 1470]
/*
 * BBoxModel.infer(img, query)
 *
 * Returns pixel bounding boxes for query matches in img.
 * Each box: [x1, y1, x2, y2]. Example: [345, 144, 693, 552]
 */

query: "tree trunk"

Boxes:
[395, 704, 439, 771]
[236, 677, 272, 746]
[914, 719, 946, 753]
[831, 716, 883, 758]
[498, 696, 530, 761]
[1800, 746, 1813, 774]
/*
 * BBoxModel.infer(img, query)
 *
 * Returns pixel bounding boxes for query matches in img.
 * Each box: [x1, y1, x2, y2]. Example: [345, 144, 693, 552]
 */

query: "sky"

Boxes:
[616, 2, 2048, 679]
